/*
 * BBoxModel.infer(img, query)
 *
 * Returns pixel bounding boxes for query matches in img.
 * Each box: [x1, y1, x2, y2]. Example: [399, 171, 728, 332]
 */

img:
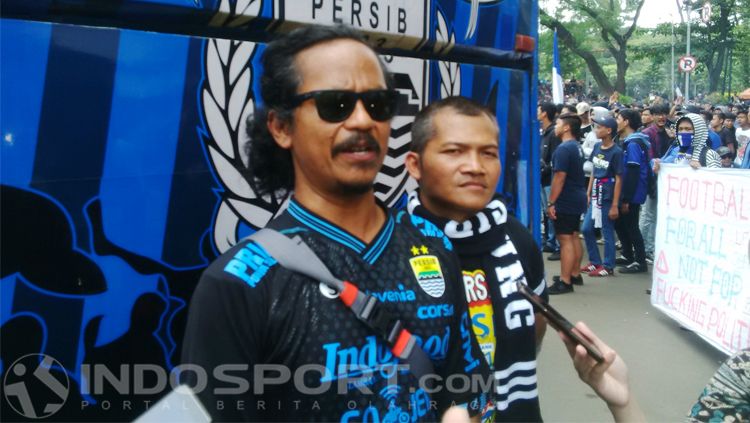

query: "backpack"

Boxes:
[630, 135, 657, 198]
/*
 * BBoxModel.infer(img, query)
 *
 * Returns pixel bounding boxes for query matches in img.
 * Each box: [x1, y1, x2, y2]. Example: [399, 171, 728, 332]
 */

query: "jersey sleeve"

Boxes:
[180, 242, 276, 421]
[432, 250, 492, 418]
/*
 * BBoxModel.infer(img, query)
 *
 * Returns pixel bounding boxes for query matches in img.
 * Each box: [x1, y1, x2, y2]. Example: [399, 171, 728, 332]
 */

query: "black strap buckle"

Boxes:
[357, 295, 404, 346]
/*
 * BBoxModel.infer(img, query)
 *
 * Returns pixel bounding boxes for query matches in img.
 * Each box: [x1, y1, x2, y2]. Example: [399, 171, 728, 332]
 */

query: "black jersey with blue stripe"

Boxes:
[181, 198, 490, 422]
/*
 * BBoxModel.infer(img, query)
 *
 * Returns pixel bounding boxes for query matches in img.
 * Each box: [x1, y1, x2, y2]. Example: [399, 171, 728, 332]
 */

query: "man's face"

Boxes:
[724, 118, 735, 129]
[711, 113, 723, 129]
[579, 111, 590, 124]
[273, 39, 391, 197]
[594, 123, 611, 140]
[654, 112, 667, 128]
[721, 155, 733, 167]
[738, 113, 748, 127]
[616, 114, 628, 134]
[405, 110, 500, 221]
[641, 110, 653, 125]
[537, 106, 546, 122]
[677, 119, 694, 134]
[554, 118, 566, 138]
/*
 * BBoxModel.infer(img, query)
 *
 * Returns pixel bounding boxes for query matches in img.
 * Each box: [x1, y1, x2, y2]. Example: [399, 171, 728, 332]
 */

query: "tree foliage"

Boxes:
[539, 0, 750, 102]
[539, 0, 646, 95]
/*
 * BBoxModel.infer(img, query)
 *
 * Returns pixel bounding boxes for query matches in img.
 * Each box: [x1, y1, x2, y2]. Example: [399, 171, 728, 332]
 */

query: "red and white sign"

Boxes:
[701, 2, 712, 23]
[678, 56, 698, 72]
[651, 165, 750, 355]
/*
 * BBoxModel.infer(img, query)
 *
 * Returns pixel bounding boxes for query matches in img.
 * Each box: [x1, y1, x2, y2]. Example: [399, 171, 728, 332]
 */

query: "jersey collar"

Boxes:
[286, 198, 395, 265]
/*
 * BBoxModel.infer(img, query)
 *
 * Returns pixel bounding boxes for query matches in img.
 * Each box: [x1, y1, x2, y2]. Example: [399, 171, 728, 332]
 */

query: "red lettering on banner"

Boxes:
[661, 284, 704, 327]
[727, 188, 738, 219]
[679, 178, 689, 209]
[666, 175, 680, 206]
[655, 251, 669, 274]
[654, 278, 666, 303]
[712, 181, 725, 217]
[665, 171, 748, 220]
[702, 180, 712, 209]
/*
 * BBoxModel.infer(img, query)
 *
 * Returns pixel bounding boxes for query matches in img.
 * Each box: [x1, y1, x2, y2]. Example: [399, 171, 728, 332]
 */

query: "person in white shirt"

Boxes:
[734, 109, 750, 168]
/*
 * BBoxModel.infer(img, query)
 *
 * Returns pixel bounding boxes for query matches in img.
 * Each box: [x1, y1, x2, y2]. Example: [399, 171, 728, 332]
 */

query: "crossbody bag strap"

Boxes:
[246, 228, 435, 381]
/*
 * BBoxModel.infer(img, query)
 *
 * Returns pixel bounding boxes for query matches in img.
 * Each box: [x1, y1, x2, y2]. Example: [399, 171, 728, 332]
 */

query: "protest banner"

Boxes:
[651, 164, 750, 355]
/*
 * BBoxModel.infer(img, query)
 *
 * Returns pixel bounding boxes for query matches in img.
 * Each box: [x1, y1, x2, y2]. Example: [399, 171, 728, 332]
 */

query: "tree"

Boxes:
[539, 0, 646, 95]
[652, 0, 749, 96]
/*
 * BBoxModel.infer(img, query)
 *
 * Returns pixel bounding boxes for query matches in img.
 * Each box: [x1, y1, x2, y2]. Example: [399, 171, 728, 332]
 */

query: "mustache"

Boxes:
[331, 133, 382, 157]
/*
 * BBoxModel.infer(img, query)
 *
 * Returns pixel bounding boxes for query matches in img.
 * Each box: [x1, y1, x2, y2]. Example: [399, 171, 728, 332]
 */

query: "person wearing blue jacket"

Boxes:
[614, 109, 650, 274]
[655, 113, 721, 169]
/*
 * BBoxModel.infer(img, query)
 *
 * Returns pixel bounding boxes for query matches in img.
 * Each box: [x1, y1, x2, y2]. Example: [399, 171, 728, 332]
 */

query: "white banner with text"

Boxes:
[651, 164, 750, 355]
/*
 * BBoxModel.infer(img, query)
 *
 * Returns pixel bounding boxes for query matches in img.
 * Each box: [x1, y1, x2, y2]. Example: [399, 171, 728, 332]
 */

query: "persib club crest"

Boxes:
[409, 246, 445, 298]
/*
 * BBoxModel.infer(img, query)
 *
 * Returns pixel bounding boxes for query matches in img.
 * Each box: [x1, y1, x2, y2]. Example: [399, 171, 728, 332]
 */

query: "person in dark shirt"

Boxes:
[642, 104, 674, 160]
[546, 113, 587, 295]
[539, 102, 561, 257]
[614, 109, 650, 274]
[639, 104, 672, 261]
[405, 96, 548, 421]
[181, 25, 488, 422]
[580, 117, 622, 278]
[723, 112, 739, 157]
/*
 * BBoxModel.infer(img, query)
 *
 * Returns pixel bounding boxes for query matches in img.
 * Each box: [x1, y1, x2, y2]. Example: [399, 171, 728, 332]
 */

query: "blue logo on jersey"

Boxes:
[321, 330, 451, 382]
[223, 241, 276, 287]
[460, 311, 481, 372]
[408, 215, 453, 251]
[417, 304, 454, 319]
[365, 284, 416, 303]
[340, 388, 431, 422]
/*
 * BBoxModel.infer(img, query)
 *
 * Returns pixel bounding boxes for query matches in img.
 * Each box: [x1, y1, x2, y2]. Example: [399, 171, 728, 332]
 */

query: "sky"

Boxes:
[540, 0, 693, 28]
[637, 0, 682, 28]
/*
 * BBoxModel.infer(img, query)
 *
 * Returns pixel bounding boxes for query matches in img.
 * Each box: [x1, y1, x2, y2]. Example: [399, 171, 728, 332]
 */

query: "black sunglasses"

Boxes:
[289, 90, 398, 123]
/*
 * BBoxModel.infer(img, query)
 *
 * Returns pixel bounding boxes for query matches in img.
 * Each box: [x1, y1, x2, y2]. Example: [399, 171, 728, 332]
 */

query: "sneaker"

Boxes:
[619, 262, 647, 273]
[547, 251, 561, 261]
[548, 280, 574, 295]
[615, 241, 622, 250]
[542, 245, 555, 253]
[553, 275, 584, 285]
[596, 238, 604, 245]
[615, 256, 632, 266]
[645, 255, 654, 265]
[580, 263, 597, 273]
[588, 265, 614, 277]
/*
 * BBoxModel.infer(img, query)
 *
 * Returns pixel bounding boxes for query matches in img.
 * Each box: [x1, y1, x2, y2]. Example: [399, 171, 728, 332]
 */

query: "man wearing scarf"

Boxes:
[405, 96, 548, 421]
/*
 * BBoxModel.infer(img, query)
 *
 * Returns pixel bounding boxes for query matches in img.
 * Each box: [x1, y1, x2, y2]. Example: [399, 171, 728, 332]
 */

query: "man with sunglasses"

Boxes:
[405, 96, 548, 421]
[181, 25, 488, 422]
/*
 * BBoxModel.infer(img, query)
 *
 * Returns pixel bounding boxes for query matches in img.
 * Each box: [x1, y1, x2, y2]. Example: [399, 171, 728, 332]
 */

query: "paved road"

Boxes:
[536, 250, 728, 422]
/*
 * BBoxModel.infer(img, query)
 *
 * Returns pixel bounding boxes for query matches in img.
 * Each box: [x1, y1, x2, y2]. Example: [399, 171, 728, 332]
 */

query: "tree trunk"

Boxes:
[540, 11, 616, 95]
[707, 2, 732, 92]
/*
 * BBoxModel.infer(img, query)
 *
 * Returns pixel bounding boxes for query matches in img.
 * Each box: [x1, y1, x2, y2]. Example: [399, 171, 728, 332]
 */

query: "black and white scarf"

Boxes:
[406, 191, 528, 286]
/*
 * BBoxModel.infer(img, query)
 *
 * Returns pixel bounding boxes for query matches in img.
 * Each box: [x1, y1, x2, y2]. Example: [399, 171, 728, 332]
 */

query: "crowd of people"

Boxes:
[539, 95, 750, 295]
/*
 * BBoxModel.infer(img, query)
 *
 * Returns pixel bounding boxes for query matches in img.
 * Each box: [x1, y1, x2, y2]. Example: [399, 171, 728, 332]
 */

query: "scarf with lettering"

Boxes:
[406, 190, 527, 285]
